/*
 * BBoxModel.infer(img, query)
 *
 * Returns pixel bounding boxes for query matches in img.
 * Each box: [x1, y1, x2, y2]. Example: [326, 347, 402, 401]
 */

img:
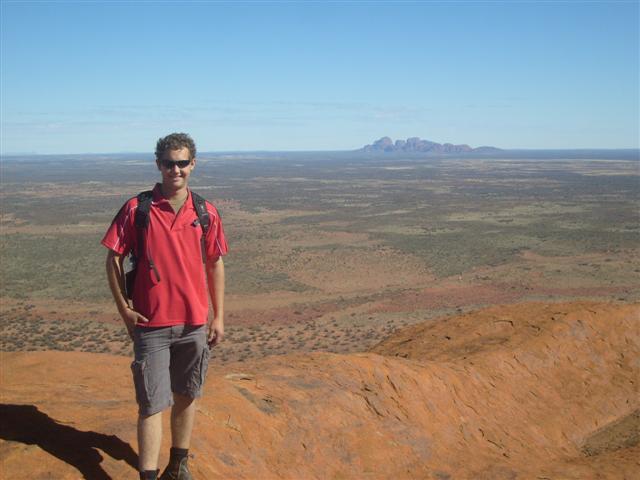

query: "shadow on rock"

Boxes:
[0, 403, 137, 479]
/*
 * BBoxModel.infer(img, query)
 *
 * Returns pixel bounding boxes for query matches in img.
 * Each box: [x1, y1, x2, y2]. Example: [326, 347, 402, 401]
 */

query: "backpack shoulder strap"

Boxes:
[191, 191, 210, 264]
[134, 190, 153, 228]
[129, 190, 161, 288]
[191, 191, 210, 233]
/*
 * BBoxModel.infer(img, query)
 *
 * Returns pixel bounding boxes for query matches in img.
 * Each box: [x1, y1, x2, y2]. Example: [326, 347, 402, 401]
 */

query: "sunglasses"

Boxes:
[160, 159, 192, 169]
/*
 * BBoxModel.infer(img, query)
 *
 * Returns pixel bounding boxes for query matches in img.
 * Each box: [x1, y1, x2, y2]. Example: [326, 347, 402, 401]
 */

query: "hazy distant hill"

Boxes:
[361, 136, 502, 154]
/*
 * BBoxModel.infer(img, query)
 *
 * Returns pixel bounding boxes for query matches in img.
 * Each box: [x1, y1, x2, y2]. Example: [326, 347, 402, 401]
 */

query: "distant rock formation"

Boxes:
[361, 136, 501, 154]
[1, 302, 638, 479]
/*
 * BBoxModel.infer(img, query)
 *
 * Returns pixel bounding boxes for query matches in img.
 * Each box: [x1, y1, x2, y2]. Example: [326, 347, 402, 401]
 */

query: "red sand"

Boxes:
[1, 301, 638, 479]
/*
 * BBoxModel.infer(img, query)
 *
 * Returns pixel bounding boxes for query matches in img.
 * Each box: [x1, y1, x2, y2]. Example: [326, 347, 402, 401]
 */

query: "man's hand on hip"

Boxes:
[120, 307, 149, 340]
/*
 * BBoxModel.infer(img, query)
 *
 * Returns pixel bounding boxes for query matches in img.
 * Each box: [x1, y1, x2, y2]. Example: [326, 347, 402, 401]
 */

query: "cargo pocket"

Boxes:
[131, 359, 150, 407]
[189, 347, 210, 396]
[199, 347, 211, 386]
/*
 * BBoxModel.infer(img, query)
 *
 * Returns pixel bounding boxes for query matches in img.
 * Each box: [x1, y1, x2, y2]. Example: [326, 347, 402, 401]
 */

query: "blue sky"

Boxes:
[1, 1, 638, 154]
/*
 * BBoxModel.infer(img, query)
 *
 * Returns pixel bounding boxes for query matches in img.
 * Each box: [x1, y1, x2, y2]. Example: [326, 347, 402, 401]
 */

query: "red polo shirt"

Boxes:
[102, 184, 228, 327]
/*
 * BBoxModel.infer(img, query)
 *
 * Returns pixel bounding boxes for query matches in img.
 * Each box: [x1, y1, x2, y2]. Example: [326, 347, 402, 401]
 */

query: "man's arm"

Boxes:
[105, 250, 148, 339]
[206, 256, 225, 346]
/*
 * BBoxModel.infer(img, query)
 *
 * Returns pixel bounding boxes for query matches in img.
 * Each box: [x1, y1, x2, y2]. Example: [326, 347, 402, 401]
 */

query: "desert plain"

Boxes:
[1, 151, 638, 478]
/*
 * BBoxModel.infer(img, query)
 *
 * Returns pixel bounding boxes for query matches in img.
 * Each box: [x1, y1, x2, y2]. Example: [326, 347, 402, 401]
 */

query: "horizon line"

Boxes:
[2, 147, 640, 157]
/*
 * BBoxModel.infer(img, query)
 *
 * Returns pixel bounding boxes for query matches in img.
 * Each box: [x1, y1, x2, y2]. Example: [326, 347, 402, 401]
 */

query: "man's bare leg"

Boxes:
[138, 412, 163, 471]
[171, 393, 196, 448]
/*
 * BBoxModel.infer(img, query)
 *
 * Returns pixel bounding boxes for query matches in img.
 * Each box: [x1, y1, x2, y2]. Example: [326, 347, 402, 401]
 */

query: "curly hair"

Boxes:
[155, 132, 197, 161]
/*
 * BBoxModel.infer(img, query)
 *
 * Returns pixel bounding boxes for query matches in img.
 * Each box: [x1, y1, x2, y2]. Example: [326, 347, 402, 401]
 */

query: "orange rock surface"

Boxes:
[1, 302, 638, 479]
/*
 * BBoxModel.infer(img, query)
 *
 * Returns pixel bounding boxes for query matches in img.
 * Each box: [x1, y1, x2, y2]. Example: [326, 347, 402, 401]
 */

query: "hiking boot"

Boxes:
[159, 455, 193, 480]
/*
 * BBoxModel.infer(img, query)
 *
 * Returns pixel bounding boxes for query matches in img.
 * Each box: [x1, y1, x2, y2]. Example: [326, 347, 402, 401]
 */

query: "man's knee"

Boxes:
[172, 392, 196, 408]
[138, 410, 164, 424]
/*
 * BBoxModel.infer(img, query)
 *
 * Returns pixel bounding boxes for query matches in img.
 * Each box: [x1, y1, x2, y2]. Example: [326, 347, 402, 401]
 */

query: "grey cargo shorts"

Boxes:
[131, 324, 210, 416]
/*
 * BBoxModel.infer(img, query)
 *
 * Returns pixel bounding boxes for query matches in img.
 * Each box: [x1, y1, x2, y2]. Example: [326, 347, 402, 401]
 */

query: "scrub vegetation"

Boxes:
[1, 152, 638, 363]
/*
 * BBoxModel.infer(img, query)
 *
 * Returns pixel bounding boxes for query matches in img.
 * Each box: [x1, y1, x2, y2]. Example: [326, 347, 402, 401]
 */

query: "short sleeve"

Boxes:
[205, 204, 228, 259]
[101, 199, 137, 256]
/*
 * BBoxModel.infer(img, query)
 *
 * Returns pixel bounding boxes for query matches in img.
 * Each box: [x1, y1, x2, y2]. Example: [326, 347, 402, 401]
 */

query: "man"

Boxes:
[103, 133, 227, 480]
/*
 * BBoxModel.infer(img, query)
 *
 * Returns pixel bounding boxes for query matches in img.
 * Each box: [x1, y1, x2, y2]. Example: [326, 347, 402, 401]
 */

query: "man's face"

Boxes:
[156, 147, 195, 192]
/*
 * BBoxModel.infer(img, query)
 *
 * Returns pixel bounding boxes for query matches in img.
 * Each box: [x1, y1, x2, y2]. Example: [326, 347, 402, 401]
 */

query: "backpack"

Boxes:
[124, 190, 211, 299]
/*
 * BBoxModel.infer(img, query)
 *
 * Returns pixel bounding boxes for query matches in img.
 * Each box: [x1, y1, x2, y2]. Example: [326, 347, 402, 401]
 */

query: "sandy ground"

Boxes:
[1, 301, 638, 479]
